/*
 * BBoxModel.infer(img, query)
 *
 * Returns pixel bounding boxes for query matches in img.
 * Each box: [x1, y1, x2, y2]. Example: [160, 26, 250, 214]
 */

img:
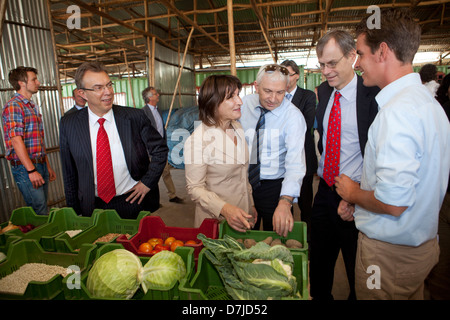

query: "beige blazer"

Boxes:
[184, 121, 254, 227]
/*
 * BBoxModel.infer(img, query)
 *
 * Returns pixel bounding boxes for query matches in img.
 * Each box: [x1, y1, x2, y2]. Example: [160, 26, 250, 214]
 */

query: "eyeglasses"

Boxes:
[264, 64, 289, 76]
[81, 81, 114, 93]
[289, 72, 298, 77]
[316, 55, 345, 70]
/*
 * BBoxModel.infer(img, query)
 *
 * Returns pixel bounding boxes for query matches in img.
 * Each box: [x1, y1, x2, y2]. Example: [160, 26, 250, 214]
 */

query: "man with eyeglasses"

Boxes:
[281, 59, 318, 243]
[59, 62, 168, 219]
[310, 30, 379, 301]
[240, 63, 307, 237]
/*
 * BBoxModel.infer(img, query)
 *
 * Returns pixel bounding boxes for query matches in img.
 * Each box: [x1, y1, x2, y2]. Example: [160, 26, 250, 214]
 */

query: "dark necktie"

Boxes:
[323, 91, 342, 186]
[248, 106, 269, 189]
[96, 118, 116, 203]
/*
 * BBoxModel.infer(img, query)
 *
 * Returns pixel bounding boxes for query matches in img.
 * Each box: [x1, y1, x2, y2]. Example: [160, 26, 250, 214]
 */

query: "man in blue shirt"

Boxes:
[240, 64, 306, 237]
[336, 8, 450, 299]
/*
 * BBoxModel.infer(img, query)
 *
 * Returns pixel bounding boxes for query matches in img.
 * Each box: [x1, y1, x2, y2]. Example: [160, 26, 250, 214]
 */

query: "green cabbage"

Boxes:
[141, 250, 186, 292]
[86, 249, 143, 299]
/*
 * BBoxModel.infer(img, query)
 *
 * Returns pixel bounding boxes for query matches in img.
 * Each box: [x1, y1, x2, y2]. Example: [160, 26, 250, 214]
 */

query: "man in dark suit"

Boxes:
[310, 30, 379, 300]
[60, 62, 168, 219]
[281, 60, 317, 242]
[141, 86, 183, 204]
[65, 88, 86, 115]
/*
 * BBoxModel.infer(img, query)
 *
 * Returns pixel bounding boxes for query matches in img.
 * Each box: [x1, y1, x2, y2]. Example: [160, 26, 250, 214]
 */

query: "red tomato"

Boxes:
[138, 242, 152, 253]
[147, 238, 163, 248]
[170, 240, 184, 252]
[154, 244, 170, 251]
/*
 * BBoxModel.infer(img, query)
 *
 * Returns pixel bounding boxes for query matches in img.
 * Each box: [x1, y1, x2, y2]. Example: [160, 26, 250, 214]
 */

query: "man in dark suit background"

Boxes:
[280, 59, 317, 242]
[310, 30, 379, 300]
[64, 88, 86, 115]
[60, 62, 168, 219]
[141, 86, 184, 204]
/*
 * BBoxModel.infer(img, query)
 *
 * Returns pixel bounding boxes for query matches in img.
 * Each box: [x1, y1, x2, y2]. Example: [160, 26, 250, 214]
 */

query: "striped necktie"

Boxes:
[248, 106, 269, 190]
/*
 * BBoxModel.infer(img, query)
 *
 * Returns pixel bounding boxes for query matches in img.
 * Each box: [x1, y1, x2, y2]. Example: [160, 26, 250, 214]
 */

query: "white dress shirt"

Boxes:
[88, 108, 137, 197]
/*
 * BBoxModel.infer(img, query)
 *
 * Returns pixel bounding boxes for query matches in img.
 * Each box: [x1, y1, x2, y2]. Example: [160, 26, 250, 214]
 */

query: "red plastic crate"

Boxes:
[116, 216, 219, 259]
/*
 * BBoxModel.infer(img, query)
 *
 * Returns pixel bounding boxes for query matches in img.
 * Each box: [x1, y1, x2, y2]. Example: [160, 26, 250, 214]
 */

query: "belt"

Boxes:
[10, 157, 46, 166]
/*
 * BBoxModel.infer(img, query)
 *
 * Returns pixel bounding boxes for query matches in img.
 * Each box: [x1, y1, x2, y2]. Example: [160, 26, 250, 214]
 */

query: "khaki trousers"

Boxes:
[161, 162, 176, 199]
[355, 232, 439, 300]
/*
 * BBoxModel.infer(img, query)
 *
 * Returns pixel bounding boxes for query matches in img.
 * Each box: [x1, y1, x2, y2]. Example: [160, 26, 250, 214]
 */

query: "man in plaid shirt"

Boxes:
[2, 66, 56, 215]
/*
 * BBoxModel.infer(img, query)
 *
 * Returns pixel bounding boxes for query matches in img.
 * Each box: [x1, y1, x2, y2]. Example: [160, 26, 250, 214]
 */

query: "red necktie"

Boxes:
[96, 118, 115, 203]
[323, 91, 342, 186]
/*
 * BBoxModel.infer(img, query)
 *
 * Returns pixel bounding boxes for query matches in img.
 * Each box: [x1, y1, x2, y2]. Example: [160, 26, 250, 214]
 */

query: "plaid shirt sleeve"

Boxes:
[2, 96, 45, 160]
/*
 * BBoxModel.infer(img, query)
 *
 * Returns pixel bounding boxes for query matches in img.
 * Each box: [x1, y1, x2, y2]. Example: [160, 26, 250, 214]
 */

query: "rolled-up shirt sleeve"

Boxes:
[372, 107, 421, 208]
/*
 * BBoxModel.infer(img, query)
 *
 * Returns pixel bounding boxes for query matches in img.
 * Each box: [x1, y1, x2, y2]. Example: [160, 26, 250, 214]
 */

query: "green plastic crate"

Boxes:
[0, 239, 96, 300]
[0, 207, 52, 252]
[179, 248, 309, 300]
[26, 207, 96, 251]
[54, 210, 149, 253]
[63, 243, 195, 300]
[219, 220, 308, 257]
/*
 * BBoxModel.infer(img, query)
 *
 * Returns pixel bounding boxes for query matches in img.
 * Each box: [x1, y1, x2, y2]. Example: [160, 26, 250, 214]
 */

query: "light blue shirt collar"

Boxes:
[375, 73, 420, 110]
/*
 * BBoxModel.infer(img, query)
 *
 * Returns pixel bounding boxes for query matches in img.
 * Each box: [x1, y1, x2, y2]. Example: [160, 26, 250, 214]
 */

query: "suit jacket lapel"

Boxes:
[113, 105, 132, 167]
[77, 109, 93, 175]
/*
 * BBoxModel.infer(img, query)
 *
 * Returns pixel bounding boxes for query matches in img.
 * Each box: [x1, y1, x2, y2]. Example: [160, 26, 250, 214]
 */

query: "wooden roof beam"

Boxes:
[157, 0, 229, 52]
[66, 0, 178, 52]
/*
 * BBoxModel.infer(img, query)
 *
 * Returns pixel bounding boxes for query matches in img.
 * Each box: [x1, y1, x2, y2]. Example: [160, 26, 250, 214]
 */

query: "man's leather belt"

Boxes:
[10, 157, 45, 166]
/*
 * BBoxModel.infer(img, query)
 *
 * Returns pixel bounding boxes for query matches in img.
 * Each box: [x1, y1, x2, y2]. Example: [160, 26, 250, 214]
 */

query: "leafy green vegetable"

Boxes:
[86, 249, 143, 299]
[197, 234, 301, 300]
[141, 250, 186, 292]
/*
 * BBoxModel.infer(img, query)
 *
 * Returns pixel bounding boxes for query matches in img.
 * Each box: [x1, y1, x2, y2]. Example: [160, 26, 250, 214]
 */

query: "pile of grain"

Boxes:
[93, 233, 131, 244]
[0, 263, 72, 295]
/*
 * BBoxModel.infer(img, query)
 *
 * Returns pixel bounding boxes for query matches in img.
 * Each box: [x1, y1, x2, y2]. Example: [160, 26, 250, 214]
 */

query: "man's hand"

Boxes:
[126, 181, 150, 205]
[273, 199, 294, 237]
[338, 200, 355, 221]
[47, 164, 56, 182]
[335, 174, 359, 203]
[28, 171, 45, 189]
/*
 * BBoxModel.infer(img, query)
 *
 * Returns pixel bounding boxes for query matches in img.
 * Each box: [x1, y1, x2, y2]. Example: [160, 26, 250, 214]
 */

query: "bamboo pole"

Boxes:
[123, 50, 136, 108]
[227, 0, 236, 76]
[165, 27, 195, 129]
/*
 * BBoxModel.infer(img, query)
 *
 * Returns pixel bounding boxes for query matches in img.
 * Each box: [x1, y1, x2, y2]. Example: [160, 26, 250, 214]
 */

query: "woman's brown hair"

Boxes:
[198, 75, 242, 127]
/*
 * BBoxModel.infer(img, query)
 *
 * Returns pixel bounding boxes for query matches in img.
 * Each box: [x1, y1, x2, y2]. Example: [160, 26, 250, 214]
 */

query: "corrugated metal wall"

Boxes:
[0, 0, 65, 223]
[61, 42, 196, 112]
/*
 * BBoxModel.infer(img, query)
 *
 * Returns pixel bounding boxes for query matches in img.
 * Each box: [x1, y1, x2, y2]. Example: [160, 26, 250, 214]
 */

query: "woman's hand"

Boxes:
[221, 203, 253, 232]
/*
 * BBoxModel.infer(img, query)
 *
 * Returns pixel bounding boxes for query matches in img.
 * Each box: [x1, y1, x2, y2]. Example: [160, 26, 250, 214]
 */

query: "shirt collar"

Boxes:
[88, 107, 114, 127]
[14, 92, 33, 106]
[287, 86, 297, 97]
[255, 95, 290, 118]
[147, 103, 157, 110]
[333, 73, 357, 102]
[375, 73, 420, 110]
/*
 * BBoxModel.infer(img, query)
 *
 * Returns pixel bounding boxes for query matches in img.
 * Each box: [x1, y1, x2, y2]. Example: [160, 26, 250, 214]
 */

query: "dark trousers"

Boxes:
[310, 178, 358, 300]
[95, 185, 160, 219]
[252, 178, 294, 231]
[298, 174, 314, 242]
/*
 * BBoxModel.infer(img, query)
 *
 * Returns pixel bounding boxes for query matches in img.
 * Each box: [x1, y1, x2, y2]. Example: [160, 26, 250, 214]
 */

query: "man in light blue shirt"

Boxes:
[240, 64, 306, 237]
[336, 9, 450, 300]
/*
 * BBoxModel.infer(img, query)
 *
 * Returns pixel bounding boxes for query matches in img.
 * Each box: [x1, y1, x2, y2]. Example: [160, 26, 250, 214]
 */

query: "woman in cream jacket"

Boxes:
[184, 75, 257, 232]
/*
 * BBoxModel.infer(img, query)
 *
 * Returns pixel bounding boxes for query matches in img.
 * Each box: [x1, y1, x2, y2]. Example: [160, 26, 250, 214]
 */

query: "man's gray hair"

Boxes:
[255, 64, 289, 86]
[316, 29, 356, 58]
